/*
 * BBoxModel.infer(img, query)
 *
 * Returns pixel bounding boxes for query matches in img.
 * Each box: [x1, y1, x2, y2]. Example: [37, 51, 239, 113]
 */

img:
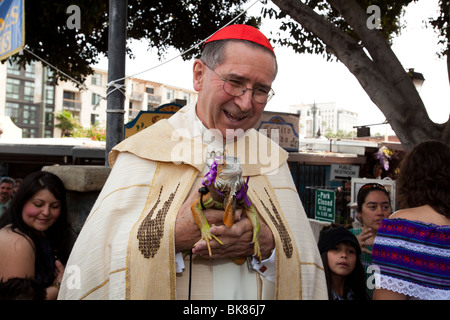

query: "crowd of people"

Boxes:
[318, 140, 450, 300]
[0, 25, 448, 301]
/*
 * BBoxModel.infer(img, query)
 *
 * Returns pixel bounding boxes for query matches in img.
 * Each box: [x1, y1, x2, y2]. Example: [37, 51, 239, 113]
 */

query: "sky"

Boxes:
[94, 0, 449, 135]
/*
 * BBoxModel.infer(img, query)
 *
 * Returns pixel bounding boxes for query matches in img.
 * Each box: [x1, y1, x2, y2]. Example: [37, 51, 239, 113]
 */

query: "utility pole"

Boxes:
[39, 66, 47, 138]
[311, 101, 317, 138]
[105, 0, 127, 165]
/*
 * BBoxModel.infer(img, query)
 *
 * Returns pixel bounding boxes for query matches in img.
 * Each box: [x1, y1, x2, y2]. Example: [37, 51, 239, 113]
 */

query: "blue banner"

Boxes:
[0, 0, 25, 60]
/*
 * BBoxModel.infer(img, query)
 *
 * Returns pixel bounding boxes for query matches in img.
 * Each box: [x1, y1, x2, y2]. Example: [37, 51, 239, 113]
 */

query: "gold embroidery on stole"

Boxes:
[248, 175, 303, 300]
[137, 184, 180, 258]
[256, 188, 294, 259]
[126, 162, 198, 299]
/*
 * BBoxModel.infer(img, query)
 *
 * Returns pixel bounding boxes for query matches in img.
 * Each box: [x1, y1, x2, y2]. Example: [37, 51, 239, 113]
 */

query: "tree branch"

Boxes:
[327, 0, 427, 110]
[270, 1, 399, 122]
[271, 0, 445, 149]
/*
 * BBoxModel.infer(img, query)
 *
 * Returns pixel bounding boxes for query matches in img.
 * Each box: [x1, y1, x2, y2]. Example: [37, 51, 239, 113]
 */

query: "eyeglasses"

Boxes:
[360, 183, 389, 193]
[203, 62, 275, 104]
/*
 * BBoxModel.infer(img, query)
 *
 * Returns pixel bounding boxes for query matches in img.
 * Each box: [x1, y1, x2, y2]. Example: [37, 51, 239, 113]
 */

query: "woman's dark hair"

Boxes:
[356, 183, 391, 213]
[0, 277, 46, 300]
[396, 140, 450, 218]
[0, 171, 69, 283]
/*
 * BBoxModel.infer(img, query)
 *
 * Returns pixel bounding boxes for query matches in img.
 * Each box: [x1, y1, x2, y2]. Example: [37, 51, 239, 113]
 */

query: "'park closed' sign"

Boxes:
[315, 189, 335, 223]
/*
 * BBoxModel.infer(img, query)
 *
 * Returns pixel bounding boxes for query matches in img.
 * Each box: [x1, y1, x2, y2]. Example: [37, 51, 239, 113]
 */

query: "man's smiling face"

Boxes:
[193, 42, 277, 140]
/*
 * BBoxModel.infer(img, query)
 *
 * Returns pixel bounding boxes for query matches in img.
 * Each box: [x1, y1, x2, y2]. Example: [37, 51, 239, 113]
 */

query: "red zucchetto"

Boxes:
[204, 24, 274, 54]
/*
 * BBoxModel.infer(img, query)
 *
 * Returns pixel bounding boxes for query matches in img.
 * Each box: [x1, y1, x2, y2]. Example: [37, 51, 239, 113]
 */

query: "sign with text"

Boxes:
[254, 111, 299, 152]
[330, 164, 360, 181]
[0, 0, 25, 60]
[124, 103, 183, 138]
[315, 189, 335, 223]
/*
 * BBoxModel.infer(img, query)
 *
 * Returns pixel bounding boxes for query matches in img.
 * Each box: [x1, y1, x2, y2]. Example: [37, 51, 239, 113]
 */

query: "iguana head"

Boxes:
[214, 156, 245, 194]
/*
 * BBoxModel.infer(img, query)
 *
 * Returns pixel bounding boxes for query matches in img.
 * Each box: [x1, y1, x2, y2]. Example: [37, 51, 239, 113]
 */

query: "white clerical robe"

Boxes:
[58, 104, 327, 300]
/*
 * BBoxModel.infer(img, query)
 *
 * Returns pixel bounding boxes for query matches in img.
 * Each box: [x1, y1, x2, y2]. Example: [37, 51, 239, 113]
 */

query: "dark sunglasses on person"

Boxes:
[360, 183, 389, 193]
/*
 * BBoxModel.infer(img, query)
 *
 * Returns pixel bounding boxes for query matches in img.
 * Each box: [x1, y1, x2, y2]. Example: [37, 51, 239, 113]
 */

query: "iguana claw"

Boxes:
[193, 228, 223, 257]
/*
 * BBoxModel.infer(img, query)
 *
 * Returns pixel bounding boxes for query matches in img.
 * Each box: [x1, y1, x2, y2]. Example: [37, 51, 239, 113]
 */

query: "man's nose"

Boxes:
[234, 90, 254, 112]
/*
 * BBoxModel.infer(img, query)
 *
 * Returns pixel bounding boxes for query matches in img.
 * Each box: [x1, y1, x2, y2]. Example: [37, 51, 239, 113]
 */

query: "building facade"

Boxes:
[0, 60, 56, 138]
[0, 61, 197, 138]
[290, 102, 358, 138]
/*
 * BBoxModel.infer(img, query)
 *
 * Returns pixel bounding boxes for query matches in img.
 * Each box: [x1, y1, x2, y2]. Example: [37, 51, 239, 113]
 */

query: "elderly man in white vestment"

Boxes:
[58, 24, 327, 300]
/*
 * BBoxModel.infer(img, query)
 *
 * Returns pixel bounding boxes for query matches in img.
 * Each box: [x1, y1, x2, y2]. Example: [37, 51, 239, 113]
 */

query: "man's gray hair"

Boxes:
[201, 39, 278, 78]
[0, 177, 15, 188]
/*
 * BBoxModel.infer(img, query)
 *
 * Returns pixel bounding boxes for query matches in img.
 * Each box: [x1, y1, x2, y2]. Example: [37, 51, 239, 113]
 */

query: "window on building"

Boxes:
[45, 106, 54, 127]
[22, 128, 37, 138]
[91, 93, 101, 106]
[45, 129, 53, 138]
[7, 60, 21, 75]
[24, 81, 35, 102]
[46, 86, 55, 104]
[6, 78, 20, 99]
[23, 105, 38, 125]
[47, 68, 54, 79]
[167, 89, 174, 101]
[146, 87, 154, 94]
[183, 93, 190, 104]
[63, 91, 76, 100]
[91, 73, 102, 86]
[24, 62, 35, 78]
[5, 102, 20, 121]
[63, 91, 81, 112]
[91, 114, 99, 125]
[128, 101, 133, 117]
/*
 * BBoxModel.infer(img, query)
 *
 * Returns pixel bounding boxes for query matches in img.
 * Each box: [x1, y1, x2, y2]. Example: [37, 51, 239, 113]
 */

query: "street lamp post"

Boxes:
[105, 0, 127, 165]
[407, 68, 425, 91]
[310, 101, 317, 138]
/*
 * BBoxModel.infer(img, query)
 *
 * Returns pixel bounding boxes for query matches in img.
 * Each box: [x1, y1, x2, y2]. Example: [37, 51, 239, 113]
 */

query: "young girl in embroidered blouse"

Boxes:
[318, 226, 369, 300]
[372, 140, 450, 300]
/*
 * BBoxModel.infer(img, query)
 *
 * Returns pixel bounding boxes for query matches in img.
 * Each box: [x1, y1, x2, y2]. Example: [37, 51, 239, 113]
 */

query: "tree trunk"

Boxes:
[271, 0, 450, 150]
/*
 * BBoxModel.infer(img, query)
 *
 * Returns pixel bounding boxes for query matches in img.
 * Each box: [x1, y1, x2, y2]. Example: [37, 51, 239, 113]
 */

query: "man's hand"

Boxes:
[175, 181, 275, 260]
[193, 217, 274, 260]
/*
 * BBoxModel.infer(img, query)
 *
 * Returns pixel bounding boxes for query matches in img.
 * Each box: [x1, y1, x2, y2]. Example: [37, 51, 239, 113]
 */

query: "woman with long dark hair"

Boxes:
[372, 140, 450, 300]
[350, 182, 392, 298]
[0, 171, 69, 299]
